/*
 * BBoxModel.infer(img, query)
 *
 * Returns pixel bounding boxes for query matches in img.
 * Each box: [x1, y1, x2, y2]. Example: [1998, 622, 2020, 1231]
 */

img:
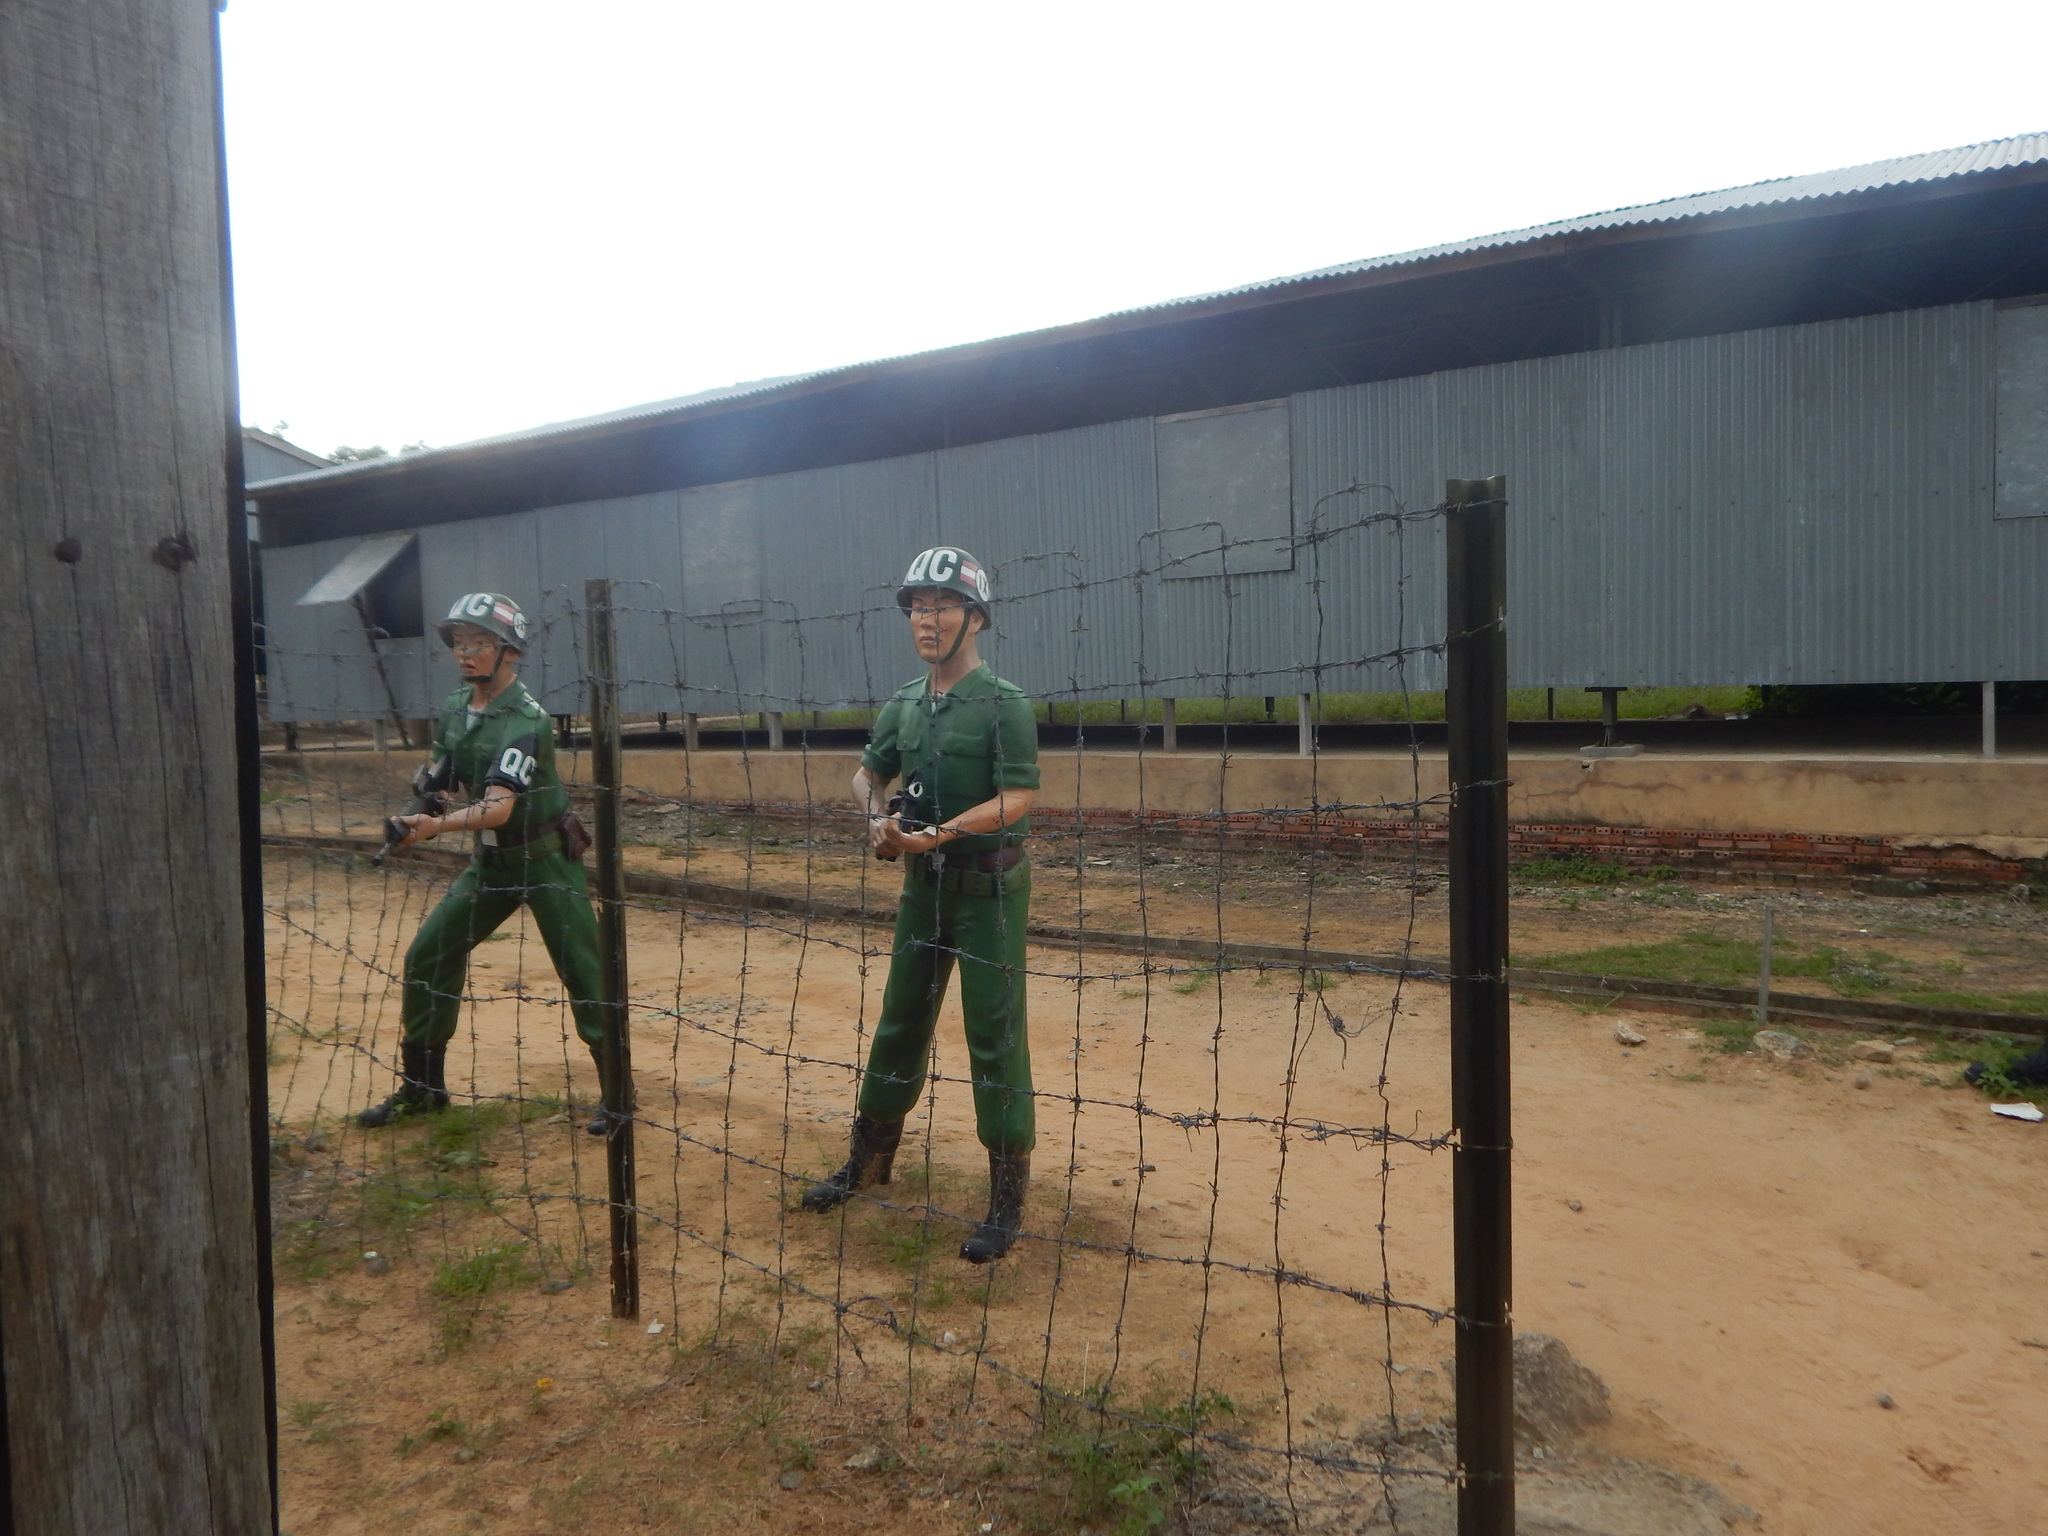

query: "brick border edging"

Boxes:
[607, 791, 2029, 886]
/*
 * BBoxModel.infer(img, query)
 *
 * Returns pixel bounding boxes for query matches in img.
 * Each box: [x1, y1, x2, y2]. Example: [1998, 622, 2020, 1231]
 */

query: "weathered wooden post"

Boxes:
[0, 2, 275, 1529]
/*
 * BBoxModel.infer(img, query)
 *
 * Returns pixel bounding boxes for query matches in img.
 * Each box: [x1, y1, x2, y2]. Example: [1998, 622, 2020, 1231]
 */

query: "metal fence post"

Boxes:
[1446, 476, 1513, 1536]
[585, 579, 640, 1320]
[1757, 902, 1775, 1026]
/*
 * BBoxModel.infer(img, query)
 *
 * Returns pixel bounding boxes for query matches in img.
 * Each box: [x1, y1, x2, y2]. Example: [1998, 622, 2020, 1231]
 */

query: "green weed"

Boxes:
[1698, 1019, 1758, 1054]
[433, 1243, 532, 1354]
[277, 1219, 333, 1282]
[1955, 1038, 2048, 1106]
[1170, 967, 1214, 995]
[435, 1243, 532, 1301]
[288, 1399, 347, 1444]
[866, 1214, 948, 1272]
[1039, 1384, 1235, 1536]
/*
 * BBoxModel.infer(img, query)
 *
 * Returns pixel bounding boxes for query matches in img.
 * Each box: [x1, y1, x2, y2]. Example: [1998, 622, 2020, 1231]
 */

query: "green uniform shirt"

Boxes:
[430, 681, 569, 845]
[862, 665, 1039, 856]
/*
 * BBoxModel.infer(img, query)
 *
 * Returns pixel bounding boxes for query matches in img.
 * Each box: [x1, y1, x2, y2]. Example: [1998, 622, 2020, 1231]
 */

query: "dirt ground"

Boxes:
[264, 824, 2048, 1536]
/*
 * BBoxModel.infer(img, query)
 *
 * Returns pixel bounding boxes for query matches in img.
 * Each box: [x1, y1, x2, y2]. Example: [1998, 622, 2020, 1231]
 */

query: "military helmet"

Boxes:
[435, 592, 530, 650]
[895, 546, 992, 623]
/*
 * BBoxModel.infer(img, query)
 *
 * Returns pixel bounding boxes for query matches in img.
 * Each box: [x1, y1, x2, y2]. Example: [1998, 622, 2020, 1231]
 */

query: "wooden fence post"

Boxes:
[0, 2, 274, 1529]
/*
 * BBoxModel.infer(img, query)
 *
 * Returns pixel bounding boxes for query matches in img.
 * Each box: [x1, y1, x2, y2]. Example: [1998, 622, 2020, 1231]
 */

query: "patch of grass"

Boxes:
[1883, 989, 2048, 1017]
[277, 1219, 333, 1282]
[289, 1399, 347, 1444]
[866, 1214, 948, 1272]
[1170, 967, 1214, 995]
[398, 1405, 467, 1458]
[1038, 1384, 1235, 1536]
[425, 1102, 510, 1158]
[1698, 1019, 1758, 1054]
[434, 1243, 532, 1301]
[1516, 856, 1676, 887]
[433, 1243, 533, 1354]
[355, 1175, 438, 1233]
[1530, 930, 1923, 998]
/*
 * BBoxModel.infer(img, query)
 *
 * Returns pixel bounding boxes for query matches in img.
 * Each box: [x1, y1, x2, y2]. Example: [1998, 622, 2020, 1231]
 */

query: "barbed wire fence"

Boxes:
[258, 477, 1512, 1534]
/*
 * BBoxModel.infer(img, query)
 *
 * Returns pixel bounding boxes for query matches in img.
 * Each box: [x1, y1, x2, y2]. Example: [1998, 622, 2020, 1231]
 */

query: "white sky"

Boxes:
[222, 0, 2048, 459]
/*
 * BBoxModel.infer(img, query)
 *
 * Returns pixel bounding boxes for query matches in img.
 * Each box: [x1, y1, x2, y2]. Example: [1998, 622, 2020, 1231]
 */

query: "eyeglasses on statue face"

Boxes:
[450, 638, 500, 656]
[906, 599, 969, 617]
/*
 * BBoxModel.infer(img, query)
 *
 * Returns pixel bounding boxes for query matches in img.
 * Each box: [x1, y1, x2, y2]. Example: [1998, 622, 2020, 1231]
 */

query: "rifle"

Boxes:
[372, 760, 452, 866]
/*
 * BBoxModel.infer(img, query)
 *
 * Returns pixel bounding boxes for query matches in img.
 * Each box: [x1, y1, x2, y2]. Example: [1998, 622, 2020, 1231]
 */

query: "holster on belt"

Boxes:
[924, 844, 1024, 896]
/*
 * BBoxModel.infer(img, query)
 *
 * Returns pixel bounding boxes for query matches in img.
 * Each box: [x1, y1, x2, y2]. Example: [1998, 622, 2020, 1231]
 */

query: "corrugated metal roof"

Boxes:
[249, 131, 2048, 497]
[1159, 132, 2048, 307]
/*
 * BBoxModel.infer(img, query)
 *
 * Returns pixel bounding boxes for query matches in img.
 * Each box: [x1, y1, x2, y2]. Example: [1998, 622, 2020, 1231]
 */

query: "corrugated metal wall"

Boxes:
[262, 298, 2048, 720]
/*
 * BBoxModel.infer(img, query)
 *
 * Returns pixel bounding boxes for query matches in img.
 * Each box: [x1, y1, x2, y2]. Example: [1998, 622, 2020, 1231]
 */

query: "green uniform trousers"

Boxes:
[400, 838, 608, 1050]
[856, 856, 1035, 1154]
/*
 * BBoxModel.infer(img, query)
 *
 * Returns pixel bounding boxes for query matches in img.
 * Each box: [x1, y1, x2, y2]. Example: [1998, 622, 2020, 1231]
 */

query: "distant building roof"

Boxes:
[252, 132, 2048, 497]
[1155, 131, 2048, 310]
[241, 427, 331, 483]
[249, 131, 2048, 546]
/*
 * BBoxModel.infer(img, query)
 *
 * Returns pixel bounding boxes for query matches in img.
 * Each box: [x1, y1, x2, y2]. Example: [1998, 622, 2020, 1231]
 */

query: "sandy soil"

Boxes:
[264, 843, 2048, 1536]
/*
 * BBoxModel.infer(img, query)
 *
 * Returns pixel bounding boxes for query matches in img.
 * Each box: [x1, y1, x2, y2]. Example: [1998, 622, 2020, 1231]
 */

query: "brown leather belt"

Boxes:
[488, 811, 591, 858]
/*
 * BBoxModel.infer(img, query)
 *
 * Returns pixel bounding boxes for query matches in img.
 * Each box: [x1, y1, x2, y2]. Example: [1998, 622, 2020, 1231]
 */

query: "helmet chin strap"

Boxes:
[939, 613, 974, 665]
[462, 641, 515, 687]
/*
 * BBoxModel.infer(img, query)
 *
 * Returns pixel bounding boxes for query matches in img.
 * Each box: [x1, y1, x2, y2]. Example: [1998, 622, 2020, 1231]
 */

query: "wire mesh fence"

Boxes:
[259, 483, 1508, 1532]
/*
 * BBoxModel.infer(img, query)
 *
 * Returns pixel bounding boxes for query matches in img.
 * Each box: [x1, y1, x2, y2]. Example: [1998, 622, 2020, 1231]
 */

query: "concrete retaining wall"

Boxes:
[265, 745, 2048, 860]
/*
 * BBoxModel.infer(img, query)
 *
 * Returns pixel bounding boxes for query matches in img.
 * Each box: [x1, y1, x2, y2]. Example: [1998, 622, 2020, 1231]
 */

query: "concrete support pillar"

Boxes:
[765, 711, 785, 751]
[683, 712, 700, 751]
[1161, 698, 1177, 752]
[1983, 681, 1997, 759]
[1298, 693, 1314, 756]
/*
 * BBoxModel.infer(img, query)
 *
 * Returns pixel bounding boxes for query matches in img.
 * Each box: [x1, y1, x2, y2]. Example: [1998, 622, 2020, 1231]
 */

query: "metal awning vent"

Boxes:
[295, 532, 417, 605]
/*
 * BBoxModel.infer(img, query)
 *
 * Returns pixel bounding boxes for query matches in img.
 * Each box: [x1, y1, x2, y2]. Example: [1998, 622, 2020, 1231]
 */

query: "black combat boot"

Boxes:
[959, 1151, 1030, 1264]
[419, 1044, 451, 1111]
[801, 1114, 906, 1211]
[357, 1041, 448, 1127]
[585, 1044, 633, 1137]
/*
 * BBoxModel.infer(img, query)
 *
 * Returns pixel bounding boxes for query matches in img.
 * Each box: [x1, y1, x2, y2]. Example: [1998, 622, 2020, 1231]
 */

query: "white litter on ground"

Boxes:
[1991, 1103, 2045, 1122]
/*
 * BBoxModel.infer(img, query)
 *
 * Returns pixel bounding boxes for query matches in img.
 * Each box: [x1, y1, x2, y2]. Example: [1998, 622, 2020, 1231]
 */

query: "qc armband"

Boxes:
[483, 733, 540, 793]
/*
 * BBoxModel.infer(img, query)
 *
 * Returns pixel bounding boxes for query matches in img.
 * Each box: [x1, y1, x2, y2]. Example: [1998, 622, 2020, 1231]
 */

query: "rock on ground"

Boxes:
[1187, 1336, 1753, 1535]
[1514, 1332, 1613, 1449]
[1753, 1029, 1813, 1063]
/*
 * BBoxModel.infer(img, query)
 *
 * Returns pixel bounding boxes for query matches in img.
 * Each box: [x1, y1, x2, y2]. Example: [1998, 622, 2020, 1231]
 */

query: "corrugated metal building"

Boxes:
[249, 134, 2048, 720]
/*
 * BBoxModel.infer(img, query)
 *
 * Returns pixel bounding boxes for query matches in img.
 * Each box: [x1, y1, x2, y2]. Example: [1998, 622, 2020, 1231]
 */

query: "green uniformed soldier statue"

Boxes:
[358, 593, 621, 1134]
[803, 547, 1040, 1263]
